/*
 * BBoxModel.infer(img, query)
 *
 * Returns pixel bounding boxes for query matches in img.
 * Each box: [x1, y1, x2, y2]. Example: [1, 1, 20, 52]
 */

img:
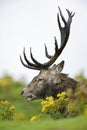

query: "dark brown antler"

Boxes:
[20, 7, 75, 70]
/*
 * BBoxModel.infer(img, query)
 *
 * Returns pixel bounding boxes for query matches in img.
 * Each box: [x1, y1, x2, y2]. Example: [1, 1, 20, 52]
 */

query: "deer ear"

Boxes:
[51, 60, 64, 75]
[55, 60, 64, 73]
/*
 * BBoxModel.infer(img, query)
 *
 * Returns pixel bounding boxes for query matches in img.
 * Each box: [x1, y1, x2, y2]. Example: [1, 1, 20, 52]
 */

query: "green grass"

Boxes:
[0, 116, 87, 130]
[11, 99, 42, 119]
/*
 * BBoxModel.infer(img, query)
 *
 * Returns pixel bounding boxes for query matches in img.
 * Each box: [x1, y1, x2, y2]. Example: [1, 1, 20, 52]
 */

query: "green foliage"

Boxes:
[75, 72, 86, 82]
[0, 74, 25, 101]
[0, 74, 42, 120]
[0, 73, 87, 120]
[0, 100, 15, 120]
[0, 74, 13, 87]
[41, 92, 70, 119]
[41, 90, 87, 119]
[0, 73, 87, 129]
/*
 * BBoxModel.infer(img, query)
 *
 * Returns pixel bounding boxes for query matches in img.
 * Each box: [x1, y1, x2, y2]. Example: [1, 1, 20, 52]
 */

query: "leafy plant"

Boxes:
[41, 92, 70, 119]
[0, 100, 16, 120]
[41, 88, 87, 119]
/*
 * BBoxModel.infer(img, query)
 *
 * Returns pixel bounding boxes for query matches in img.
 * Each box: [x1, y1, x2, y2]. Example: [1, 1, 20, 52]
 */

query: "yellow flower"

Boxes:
[57, 92, 66, 98]
[46, 101, 55, 109]
[57, 93, 61, 97]
[30, 114, 43, 121]
[30, 116, 36, 121]
[0, 100, 10, 105]
[4, 100, 10, 105]
[42, 107, 46, 112]
[41, 100, 47, 105]
[61, 92, 66, 97]
[0, 101, 4, 104]
[46, 96, 54, 102]
[9, 106, 16, 112]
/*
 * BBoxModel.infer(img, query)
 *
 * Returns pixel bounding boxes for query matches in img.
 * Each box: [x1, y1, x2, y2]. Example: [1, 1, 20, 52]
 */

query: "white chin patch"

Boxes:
[26, 97, 32, 101]
[26, 96, 37, 101]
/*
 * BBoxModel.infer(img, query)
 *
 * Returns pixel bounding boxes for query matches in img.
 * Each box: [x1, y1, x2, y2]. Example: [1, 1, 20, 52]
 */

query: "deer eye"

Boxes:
[38, 78, 43, 81]
[55, 83, 59, 85]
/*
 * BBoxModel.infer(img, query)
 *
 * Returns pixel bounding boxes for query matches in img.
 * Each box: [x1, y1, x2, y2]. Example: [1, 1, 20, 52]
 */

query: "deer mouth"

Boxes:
[26, 94, 37, 101]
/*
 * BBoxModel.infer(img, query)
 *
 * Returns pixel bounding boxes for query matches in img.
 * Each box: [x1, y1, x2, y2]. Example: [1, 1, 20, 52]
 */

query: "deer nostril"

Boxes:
[21, 90, 24, 95]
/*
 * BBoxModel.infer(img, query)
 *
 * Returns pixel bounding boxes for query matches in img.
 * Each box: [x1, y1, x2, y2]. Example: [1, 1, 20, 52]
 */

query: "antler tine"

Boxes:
[44, 44, 52, 59]
[23, 48, 38, 67]
[58, 6, 66, 26]
[66, 9, 75, 19]
[20, 48, 41, 70]
[20, 55, 29, 69]
[54, 36, 58, 53]
[30, 48, 48, 69]
[20, 55, 40, 70]
[57, 7, 74, 52]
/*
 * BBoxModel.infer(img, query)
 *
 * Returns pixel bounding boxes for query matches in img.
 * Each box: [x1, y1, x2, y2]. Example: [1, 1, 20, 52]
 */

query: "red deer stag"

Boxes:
[20, 7, 77, 101]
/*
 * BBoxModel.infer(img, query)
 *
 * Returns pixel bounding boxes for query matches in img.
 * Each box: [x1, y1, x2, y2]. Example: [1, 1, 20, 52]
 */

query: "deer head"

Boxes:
[20, 7, 77, 101]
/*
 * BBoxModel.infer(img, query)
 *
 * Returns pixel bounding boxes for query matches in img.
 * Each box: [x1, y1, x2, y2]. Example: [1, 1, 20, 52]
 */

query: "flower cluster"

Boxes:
[41, 89, 87, 119]
[30, 114, 43, 121]
[41, 92, 70, 119]
[0, 100, 16, 120]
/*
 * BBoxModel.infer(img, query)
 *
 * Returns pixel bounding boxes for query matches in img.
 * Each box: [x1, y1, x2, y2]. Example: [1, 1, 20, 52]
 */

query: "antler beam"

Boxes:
[20, 7, 75, 70]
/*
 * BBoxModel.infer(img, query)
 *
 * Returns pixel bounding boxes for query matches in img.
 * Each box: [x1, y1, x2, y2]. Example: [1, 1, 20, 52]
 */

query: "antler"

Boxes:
[20, 7, 75, 70]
